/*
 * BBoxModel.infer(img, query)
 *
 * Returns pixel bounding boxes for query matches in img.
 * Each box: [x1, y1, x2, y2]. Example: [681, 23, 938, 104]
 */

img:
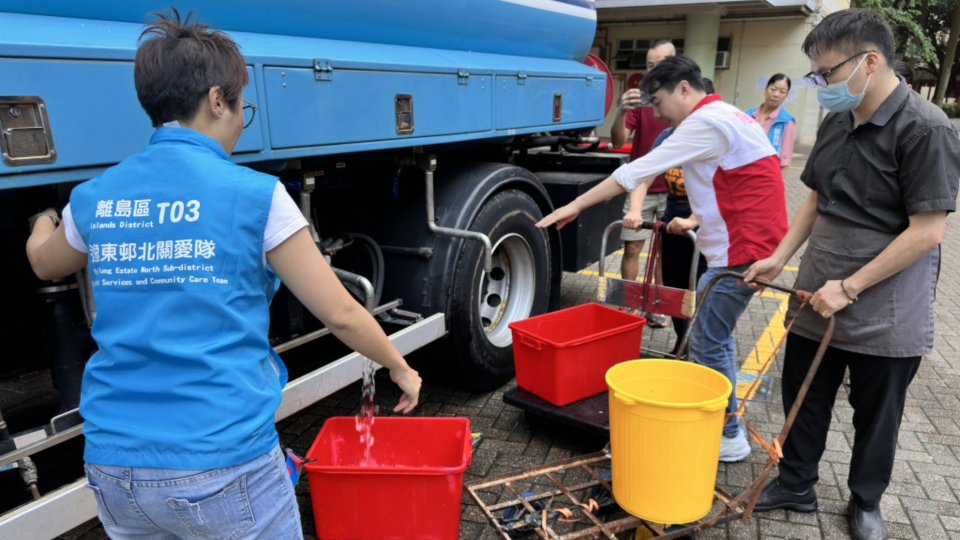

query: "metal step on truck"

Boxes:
[0, 1, 629, 537]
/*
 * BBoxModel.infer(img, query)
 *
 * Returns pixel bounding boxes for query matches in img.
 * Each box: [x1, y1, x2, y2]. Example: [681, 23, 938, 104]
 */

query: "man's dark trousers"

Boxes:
[777, 333, 921, 510]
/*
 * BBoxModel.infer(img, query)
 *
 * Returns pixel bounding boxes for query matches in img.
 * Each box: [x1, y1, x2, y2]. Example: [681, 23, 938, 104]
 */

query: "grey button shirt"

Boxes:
[787, 80, 960, 356]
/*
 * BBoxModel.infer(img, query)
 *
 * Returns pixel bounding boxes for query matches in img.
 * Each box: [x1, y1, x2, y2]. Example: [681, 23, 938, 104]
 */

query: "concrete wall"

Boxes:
[715, 17, 821, 147]
[594, 15, 824, 147]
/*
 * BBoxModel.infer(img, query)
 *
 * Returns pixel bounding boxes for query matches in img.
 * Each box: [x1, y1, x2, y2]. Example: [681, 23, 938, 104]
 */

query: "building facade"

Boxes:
[594, 0, 851, 148]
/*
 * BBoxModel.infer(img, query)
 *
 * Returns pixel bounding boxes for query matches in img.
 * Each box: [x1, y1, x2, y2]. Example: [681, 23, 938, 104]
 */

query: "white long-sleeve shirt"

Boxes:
[612, 95, 788, 268]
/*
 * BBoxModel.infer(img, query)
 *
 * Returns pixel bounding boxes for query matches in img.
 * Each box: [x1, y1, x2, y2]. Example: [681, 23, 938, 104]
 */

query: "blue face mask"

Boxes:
[817, 56, 871, 113]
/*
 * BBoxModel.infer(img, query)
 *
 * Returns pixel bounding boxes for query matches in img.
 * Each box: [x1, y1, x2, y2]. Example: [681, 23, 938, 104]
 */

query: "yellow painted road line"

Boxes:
[576, 270, 642, 280]
[736, 293, 790, 402]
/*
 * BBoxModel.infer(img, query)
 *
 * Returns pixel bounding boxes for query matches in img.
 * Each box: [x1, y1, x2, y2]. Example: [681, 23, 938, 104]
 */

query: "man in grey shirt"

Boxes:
[743, 9, 960, 540]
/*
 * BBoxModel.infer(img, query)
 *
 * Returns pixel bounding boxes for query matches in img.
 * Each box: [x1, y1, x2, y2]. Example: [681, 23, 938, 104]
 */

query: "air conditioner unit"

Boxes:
[715, 51, 731, 69]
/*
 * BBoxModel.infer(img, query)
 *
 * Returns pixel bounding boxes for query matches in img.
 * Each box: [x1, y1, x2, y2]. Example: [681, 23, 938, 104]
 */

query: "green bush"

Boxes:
[942, 101, 960, 118]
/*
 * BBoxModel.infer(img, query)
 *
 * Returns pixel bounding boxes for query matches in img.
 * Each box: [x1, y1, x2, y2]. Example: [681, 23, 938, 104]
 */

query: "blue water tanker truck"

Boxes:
[0, 1, 626, 536]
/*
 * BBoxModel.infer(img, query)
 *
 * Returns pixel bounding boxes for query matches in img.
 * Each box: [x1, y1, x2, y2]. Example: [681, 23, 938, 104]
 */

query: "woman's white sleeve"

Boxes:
[264, 183, 309, 252]
[61, 204, 88, 253]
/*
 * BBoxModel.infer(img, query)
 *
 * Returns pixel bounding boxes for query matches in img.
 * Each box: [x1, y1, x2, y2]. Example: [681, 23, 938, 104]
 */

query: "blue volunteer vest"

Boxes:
[71, 127, 287, 469]
[746, 106, 795, 154]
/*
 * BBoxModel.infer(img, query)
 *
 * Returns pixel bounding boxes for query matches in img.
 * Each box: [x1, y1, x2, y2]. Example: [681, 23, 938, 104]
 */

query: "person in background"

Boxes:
[746, 74, 796, 170]
[611, 39, 675, 327]
[539, 56, 788, 463]
[652, 79, 714, 356]
[25, 10, 421, 539]
[743, 9, 960, 540]
[894, 60, 913, 86]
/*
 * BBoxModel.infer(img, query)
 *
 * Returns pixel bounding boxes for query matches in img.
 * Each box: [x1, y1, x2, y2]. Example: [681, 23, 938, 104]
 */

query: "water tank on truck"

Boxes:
[0, 2, 615, 535]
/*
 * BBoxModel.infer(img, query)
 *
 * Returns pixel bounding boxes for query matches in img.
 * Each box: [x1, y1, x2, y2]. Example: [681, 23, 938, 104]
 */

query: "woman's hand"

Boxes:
[269, 228, 423, 413]
[536, 202, 581, 230]
[389, 366, 422, 414]
[26, 207, 87, 281]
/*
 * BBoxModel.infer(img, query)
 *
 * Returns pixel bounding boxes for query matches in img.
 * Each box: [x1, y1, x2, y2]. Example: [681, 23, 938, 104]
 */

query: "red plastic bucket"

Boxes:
[509, 303, 645, 406]
[304, 416, 472, 540]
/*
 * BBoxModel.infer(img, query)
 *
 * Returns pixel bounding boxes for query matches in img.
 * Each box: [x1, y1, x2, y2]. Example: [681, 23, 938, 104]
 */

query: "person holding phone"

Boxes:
[610, 40, 675, 327]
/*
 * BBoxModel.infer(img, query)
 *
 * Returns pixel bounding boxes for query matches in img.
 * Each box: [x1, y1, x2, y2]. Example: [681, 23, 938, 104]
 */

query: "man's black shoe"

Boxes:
[849, 498, 888, 540]
[745, 478, 818, 513]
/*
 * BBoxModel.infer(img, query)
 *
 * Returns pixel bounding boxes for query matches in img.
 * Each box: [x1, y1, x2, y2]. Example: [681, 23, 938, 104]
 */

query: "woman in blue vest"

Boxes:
[25, 10, 420, 540]
[746, 73, 796, 169]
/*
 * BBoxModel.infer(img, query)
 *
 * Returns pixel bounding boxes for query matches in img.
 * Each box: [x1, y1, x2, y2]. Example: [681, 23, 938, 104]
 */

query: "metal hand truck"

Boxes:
[502, 220, 700, 435]
[596, 220, 699, 360]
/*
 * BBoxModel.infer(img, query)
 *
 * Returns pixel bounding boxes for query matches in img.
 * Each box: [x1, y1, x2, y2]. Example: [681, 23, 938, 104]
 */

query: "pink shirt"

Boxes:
[751, 104, 795, 167]
[624, 107, 670, 193]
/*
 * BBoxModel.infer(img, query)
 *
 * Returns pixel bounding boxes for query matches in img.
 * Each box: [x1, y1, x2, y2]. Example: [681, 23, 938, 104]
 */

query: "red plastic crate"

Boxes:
[508, 303, 645, 406]
[304, 416, 471, 540]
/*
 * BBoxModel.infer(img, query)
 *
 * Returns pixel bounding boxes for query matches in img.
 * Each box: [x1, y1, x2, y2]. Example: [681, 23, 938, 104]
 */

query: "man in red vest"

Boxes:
[539, 56, 788, 463]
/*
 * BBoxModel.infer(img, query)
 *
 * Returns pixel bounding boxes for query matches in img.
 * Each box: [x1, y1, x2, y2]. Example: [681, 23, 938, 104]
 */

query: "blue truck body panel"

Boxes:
[0, 0, 596, 61]
[0, 9, 613, 533]
[0, 3, 604, 188]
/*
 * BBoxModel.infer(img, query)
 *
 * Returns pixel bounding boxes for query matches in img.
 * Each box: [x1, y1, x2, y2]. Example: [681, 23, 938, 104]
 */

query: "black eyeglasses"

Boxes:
[242, 99, 258, 129]
[803, 50, 874, 87]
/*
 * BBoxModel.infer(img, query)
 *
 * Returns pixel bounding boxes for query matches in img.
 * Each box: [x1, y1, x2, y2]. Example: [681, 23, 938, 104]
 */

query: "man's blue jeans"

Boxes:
[84, 445, 303, 540]
[689, 264, 757, 438]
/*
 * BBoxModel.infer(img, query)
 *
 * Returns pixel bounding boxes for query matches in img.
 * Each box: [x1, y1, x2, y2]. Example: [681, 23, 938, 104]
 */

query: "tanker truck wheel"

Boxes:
[448, 189, 552, 390]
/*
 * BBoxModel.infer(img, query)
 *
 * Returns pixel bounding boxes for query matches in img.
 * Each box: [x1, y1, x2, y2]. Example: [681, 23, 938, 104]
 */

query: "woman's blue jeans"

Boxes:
[84, 445, 303, 540]
[689, 264, 757, 438]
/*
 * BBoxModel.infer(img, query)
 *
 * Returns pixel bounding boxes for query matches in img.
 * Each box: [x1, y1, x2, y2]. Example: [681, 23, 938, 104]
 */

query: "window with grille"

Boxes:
[612, 37, 733, 71]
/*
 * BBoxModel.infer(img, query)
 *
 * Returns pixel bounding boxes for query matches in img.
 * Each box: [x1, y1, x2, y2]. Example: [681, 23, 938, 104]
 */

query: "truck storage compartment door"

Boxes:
[263, 67, 492, 149]
[0, 60, 264, 180]
[495, 75, 605, 130]
[0, 60, 147, 176]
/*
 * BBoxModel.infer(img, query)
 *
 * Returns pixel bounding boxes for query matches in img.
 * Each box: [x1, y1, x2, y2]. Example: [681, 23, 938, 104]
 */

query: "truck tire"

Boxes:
[448, 189, 552, 389]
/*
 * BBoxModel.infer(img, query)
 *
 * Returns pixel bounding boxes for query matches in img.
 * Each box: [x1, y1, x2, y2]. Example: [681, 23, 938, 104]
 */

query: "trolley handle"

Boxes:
[676, 271, 832, 356]
[628, 220, 660, 231]
[597, 220, 696, 280]
[679, 270, 837, 522]
[737, 274, 809, 300]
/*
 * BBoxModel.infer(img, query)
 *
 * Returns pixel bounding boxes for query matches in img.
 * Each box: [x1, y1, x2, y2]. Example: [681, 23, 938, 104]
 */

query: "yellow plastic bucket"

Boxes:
[606, 359, 732, 524]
